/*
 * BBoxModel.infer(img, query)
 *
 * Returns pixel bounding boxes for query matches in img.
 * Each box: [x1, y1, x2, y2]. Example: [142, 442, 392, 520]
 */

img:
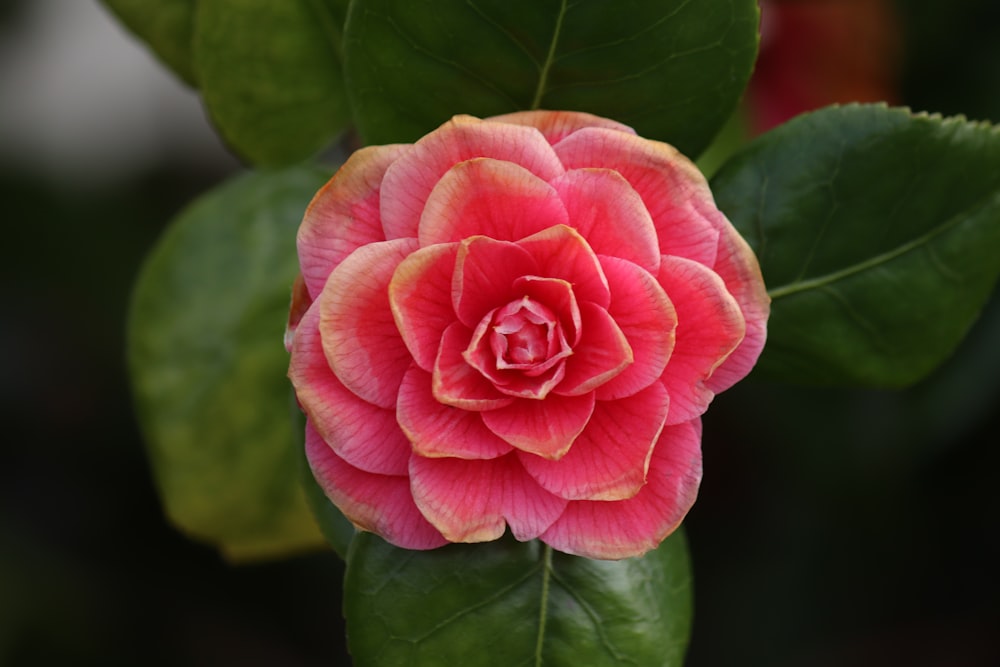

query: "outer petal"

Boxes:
[517, 224, 611, 309]
[540, 418, 703, 560]
[658, 255, 746, 425]
[520, 381, 669, 501]
[410, 453, 568, 542]
[487, 110, 636, 145]
[551, 169, 661, 273]
[453, 236, 538, 329]
[290, 301, 411, 475]
[703, 217, 771, 393]
[555, 301, 633, 396]
[397, 365, 513, 460]
[380, 116, 565, 240]
[389, 242, 460, 372]
[480, 393, 595, 460]
[284, 273, 311, 353]
[433, 322, 516, 410]
[419, 158, 569, 245]
[305, 422, 447, 550]
[298, 144, 408, 298]
[319, 238, 418, 409]
[594, 256, 677, 400]
[554, 128, 721, 266]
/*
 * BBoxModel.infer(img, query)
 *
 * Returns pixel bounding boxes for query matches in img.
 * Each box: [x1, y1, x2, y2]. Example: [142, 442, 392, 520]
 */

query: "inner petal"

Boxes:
[464, 296, 573, 399]
[491, 297, 569, 373]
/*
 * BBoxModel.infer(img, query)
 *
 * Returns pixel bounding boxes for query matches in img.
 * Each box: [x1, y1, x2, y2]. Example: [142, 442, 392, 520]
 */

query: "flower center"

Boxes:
[490, 297, 570, 375]
[464, 295, 573, 399]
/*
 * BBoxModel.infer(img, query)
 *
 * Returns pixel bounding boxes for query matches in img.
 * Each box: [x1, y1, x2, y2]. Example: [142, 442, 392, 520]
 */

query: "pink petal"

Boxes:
[319, 238, 418, 409]
[703, 212, 771, 393]
[453, 236, 538, 329]
[380, 116, 565, 240]
[487, 110, 636, 145]
[389, 242, 460, 372]
[433, 322, 516, 410]
[418, 158, 569, 245]
[297, 144, 407, 299]
[540, 418, 703, 560]
[289, 301, 412, 475]
[555, 301, 633, 396]
[593, 256, 677, 400]
[551, 168, 661, 273]
[409, 453, 568, 542]
[657, 255, 746, 424]
[554, 128, 721, 266]
[516, 224, 611, 308]
[480, 392, 595, 459]
[305, 422, 447, 550]
[396, 365, 513, 460]
[521, 381, 669, 501]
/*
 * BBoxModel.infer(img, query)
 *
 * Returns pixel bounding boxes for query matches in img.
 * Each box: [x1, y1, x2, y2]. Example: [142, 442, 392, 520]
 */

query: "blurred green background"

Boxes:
[1, 0, 997, 665]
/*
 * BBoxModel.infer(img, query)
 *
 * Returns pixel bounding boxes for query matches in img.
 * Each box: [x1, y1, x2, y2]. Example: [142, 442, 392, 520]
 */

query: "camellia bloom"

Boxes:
[287, 111, 769, 560]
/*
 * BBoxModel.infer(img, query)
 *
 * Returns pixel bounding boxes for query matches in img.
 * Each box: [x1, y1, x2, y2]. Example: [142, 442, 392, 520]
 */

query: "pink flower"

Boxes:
[287, 111, 769, 560]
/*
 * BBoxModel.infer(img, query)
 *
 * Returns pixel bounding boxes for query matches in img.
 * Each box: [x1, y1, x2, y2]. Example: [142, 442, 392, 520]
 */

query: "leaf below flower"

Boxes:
[343, 532, 692, 667]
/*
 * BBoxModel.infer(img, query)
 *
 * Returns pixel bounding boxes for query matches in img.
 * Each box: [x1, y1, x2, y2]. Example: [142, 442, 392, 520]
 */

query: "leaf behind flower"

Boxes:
[192, 0, 353, 165]
[343, 0, 759, 157]
[712, 104, 1000, 386]
[343, 532, 692, 666]
[128, 165, 333, 561]
[102, 0, 197, 85]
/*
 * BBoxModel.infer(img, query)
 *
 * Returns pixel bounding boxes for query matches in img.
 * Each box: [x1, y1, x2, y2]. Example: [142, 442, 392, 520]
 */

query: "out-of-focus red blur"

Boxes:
[748, 0, 902, 133]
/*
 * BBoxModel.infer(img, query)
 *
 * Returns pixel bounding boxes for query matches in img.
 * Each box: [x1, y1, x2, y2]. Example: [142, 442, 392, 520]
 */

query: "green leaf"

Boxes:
[712, 104, 1000, 386]
[102, 0, 197, 85]
[343, 0, 759, 156]
[128, 165, 333, 561]
[343, 532, 692, 666]
[193, 0, 352, 166]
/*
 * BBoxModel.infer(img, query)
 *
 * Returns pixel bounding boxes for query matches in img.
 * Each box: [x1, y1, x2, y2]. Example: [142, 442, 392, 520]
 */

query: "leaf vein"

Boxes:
[548, 568, 636, 665]
[404, 562, 544, 644]
[551, 0, 697, 61]
[382, 16, 522, 109]
[465, 1, 542, 70]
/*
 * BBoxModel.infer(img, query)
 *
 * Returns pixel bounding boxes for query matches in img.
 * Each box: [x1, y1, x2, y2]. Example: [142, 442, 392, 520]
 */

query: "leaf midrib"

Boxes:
[766, 190, 1000, 300]
[530, 0, 568, 110]
[533, 544, 554, 666]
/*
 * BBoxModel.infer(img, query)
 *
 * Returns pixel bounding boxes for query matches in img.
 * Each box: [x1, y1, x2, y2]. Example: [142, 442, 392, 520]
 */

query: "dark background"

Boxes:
[1, 1, 997, 664]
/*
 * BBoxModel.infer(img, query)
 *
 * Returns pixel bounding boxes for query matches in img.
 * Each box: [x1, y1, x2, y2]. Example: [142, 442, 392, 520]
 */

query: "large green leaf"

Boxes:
[128, 165, 332, 560]
[102, 0, 197, 85]
[343, 0, 759, 156]
[193, 0, 351, 166]
[712, 104, 1000, 386]
[343, 532, 692, 666]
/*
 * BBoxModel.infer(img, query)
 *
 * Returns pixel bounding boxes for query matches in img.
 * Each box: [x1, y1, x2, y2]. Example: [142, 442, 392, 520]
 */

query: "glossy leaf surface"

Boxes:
[193, 0, 351, 165]
[103, 0, 197, 85]
[712, 104, 1000, 386]
[344, 532, 692, 666]
[129, 166, 332, 560]
[343, 0, 759, 156]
